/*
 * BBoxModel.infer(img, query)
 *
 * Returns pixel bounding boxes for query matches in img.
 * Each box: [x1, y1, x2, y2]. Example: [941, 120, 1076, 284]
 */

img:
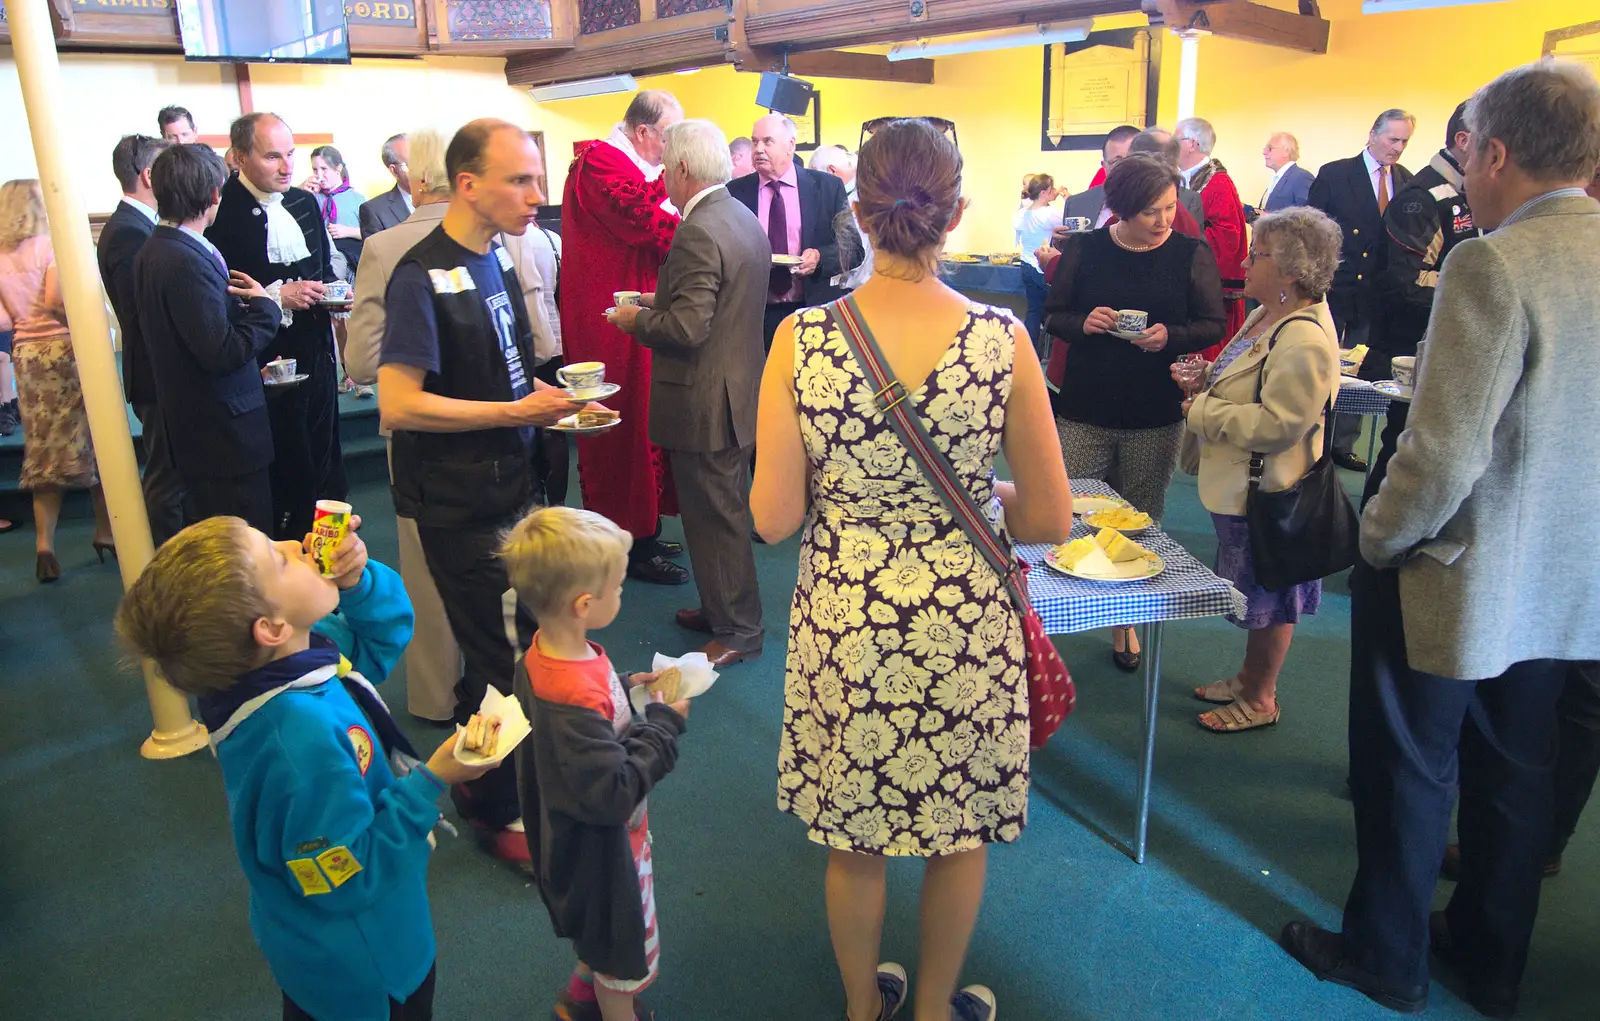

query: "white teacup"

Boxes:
[1390, 355, 1417, 389]
[264, 357, 297, 382]
[1116, 309, 1149, 334]
[324, 280, 352, 302]
[1061, 216, 1093, 233]
[612, 291, 642, 307]
[558, 361, 606, 395]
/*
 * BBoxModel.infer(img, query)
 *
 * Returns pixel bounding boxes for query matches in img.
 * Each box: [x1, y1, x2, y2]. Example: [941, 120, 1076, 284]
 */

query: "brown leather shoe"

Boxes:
[675, 608, 712, 634]
[700, 639, 759, 667]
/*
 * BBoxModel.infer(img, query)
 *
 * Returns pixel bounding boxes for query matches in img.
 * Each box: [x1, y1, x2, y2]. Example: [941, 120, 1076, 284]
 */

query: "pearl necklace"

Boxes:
[1110, 222, 1157, 252]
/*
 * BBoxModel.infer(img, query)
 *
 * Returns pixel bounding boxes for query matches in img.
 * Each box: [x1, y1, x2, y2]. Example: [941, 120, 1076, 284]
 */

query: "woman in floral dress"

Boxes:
[752, 121, 1072, 1021]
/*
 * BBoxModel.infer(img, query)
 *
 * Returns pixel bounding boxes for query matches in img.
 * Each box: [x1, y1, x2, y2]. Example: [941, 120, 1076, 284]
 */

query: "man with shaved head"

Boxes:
[560, 90, 690, 585]
[379, 117, 577, 865]
[206, 111, 346, 539]
[729, 113, 849, 348]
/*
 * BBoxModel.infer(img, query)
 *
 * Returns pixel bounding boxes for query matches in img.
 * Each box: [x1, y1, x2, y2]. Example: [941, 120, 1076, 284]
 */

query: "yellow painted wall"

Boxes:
[1, 0, 1594, 251]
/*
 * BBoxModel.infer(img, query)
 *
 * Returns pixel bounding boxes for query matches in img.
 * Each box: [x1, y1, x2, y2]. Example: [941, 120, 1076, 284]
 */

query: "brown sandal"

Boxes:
[1194, 678, 1242, 704]
[1198, 698, 1280, 733]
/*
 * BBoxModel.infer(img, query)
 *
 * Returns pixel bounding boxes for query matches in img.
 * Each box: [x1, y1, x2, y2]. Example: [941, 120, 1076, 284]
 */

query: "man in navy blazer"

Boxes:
[358, 133, 412, 238]
[1246, 132, 1315, 221]
[1308, 110, 1416, 470]
[727, 113, 849, 349]
[134, 144, 282, 533]
[99, 133, 185, 544]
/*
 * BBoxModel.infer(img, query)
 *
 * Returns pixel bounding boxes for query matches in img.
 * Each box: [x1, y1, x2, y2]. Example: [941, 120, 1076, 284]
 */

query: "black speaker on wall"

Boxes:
[756, 72, 815, 116]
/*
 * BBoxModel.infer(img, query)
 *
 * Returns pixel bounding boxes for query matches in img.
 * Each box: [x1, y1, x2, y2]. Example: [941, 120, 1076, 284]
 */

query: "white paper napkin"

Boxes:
[629, 651, 720, 714]
[452, 685, 531, 766]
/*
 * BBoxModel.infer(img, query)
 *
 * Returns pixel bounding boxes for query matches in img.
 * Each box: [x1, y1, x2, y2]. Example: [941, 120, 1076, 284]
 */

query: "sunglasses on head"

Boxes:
[859, 117, 959, 152]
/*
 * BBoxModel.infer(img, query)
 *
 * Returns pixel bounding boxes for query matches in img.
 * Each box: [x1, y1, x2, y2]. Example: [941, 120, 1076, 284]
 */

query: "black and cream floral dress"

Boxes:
[777, 303, 1030, 857]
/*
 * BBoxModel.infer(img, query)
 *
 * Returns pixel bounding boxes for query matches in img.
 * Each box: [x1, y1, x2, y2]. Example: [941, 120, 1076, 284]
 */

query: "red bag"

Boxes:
[831, 298, 1076, 748]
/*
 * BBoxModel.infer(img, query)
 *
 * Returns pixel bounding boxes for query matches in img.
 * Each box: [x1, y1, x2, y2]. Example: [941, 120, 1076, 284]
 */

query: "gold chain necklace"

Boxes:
[1110, 222, 1156, 253]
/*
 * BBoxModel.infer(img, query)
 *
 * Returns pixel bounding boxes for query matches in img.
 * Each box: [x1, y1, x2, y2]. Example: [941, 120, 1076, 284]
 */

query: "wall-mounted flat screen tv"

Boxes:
[176, 0, 351, 64]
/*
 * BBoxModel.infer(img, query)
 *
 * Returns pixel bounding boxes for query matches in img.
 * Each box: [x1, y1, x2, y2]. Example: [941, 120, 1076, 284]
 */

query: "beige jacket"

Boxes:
[1183, 302, 1340, 516]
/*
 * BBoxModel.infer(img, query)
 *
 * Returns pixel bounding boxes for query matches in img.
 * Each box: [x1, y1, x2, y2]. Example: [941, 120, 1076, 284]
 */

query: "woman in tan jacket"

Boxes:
[1172, 207, 1342, 732]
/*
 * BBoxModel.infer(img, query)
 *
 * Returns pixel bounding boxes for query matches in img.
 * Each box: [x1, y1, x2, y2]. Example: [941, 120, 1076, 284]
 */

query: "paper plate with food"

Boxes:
[1083, 505, 1154, 533]
[944, 254, 981, 263]
[1045, 528, 1164, 582]
[629, 651, 720, 715]
[551, 408, 622, 434]
[771, 254, 804, 266]
[453, 686, 531, 766]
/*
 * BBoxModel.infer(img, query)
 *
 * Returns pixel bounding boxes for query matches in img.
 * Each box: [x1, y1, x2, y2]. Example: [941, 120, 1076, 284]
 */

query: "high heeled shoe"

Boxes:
[93, 539, 116, 563]
[36, 551, 61, 583]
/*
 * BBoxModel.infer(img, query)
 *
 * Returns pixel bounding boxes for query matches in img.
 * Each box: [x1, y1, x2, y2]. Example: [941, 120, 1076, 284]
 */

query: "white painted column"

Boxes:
[10, 0, 208, 759]
[1175, 30, 1209, 122]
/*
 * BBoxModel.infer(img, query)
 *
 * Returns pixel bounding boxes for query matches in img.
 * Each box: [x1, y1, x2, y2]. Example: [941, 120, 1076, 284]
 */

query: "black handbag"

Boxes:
[1244, 316, 1360, 591]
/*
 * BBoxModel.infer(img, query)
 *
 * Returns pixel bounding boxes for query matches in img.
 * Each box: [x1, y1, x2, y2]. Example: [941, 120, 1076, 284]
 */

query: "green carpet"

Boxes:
[0, 468, 1594, 1020]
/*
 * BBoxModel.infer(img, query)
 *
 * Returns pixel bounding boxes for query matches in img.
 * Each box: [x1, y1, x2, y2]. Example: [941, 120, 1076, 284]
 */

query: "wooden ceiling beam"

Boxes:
[1158, 1, 1329, 54]
[738, 48, 935, 84]
[504, 9, 732, 87]
[743, 0, 1138, 53]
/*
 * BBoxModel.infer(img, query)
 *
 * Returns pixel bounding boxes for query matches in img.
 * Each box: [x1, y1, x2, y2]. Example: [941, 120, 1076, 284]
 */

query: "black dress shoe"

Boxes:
[1279, 921, 1427, 1015]
[655, 539, 683, 559]
[675, 608, 712, 633]
[1429, 912, 1519, 1019]
[1334, 452, 1370, 472]
[628, 554, 690, 586]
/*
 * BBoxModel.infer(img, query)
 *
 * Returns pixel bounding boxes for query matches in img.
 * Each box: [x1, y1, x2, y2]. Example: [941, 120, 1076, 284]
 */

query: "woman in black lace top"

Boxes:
[1041, 153, 1226, 669]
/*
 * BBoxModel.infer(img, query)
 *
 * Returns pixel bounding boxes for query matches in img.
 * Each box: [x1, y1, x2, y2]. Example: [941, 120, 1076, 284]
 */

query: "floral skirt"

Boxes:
[1211, 512, 1320, 629]
[14, 337, 99, 491]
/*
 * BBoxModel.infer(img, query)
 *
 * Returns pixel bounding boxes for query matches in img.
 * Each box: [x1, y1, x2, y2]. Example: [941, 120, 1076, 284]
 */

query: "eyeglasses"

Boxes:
[859, 116, 959, 152]
[1245, 249, 1274, 264]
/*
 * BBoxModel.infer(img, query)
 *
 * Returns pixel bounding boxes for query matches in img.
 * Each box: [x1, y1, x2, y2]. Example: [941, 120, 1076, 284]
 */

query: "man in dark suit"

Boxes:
[207, 112, 347, 540]
[1064, 124, 1140, 228]
[134, 144, 281, 532]
[1067, 128, 1204, 229]
[728, 113, 848, 350]
[358, 133, 412, 238]
[99, 133, 184, 544]
[610, 120, 768, 667]
[1247, 132, 1316, 222]
[1308, 109, 1415, 471]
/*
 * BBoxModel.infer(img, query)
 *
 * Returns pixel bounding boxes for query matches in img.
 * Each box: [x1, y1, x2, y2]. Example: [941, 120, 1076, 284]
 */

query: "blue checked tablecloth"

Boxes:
[939, 260, 1025, 295]
[1015, 481, 1246, 634]
[1334, 378, 1396, 416]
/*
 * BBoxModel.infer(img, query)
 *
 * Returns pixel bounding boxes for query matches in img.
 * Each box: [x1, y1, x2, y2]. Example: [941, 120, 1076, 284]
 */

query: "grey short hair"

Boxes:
[1468, 61, 1600, 183]
[623, 90, 682, 132]
[1370, 108, 1417, 135]
[408, 127, 451, 198]
[808, 144, 856, 174]
[1175, 117, 1216, 154]
[1271, 132, 1301, 161]
[1252, 206, 1344, 301]
[381, 133, 406, 169]
[229, 112, 288, 158]
[663, 119, 733, 185]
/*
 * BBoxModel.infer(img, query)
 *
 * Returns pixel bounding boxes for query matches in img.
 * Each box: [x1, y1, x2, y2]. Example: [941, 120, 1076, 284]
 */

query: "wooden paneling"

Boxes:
[1157, 0, 1329, 53]
[505, 6, 729, 85]
[739, 48, 934, 84]
[743, 0, 1139, 53]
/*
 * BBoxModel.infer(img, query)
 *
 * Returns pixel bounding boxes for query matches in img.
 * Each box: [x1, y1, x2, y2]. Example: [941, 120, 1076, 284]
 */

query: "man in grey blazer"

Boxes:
[358, 133, 413, 238]
[609, 120, 768, 666]
[1282, 62, 1600, 1018]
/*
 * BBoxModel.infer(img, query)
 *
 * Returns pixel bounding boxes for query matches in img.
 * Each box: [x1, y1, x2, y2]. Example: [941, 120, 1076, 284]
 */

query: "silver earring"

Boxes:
[1279, 290, 1289, 305]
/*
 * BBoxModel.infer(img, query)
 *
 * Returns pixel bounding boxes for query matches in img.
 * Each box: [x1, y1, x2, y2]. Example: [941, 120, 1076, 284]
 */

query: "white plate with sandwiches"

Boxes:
[1045, 529, 1165, 582]
[559, 382, 620, 403]
[453, 687, 530, 766]
[550, 409, 622, 434]
[771, 254, 804, 266]
[1072, 495, 1130, 517]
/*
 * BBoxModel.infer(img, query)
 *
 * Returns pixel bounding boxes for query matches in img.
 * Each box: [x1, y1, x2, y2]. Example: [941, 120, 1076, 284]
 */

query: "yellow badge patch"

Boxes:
[316, 845, 363, 888]
[347, 724, 374, 776]
[287, 857, 332, 896]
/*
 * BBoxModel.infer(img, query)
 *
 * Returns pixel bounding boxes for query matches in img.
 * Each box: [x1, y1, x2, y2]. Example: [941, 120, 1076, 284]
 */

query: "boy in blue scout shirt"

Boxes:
[115, 514, 492, 1021]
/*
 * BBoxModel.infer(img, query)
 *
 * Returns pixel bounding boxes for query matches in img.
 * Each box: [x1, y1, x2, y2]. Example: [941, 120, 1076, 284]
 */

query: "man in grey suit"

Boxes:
[1282, 62, 1600, 1019]
[358, 133, 413, 238]
[609, 119, 768, 667]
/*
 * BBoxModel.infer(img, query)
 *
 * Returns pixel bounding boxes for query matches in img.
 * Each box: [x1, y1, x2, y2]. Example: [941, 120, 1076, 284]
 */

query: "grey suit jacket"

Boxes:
[1362, 193, 1600, 680]
[634, 187, 770, 453]
[359, 184, 411, 239]
[1064, 183, 1203, 225]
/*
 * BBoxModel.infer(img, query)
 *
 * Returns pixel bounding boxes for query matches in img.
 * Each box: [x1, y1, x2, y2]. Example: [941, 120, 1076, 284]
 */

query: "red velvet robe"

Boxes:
[559, 139, 680, 536]
[1190, 163, 1249, 358]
